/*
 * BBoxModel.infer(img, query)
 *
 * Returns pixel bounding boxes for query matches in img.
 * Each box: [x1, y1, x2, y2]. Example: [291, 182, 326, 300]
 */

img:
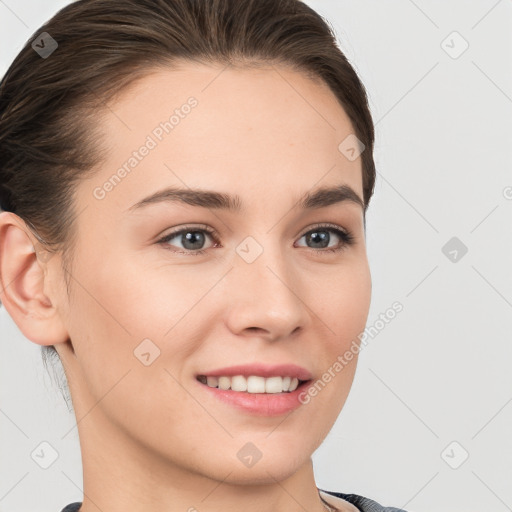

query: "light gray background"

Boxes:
[1, 1, 511, 511]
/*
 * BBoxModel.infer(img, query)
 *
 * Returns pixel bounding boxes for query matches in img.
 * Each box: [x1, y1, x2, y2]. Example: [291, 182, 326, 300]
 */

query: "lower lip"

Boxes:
[196, 379, 312, 416]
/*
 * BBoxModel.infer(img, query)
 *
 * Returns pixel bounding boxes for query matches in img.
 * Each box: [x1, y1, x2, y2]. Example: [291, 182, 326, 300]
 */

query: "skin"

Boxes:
[0, 62, 371, 512]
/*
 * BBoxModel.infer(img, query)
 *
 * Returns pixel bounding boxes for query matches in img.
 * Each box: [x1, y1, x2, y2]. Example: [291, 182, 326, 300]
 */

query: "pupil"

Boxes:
[183, 231, 204, 250]
[308, 231, 329, 248]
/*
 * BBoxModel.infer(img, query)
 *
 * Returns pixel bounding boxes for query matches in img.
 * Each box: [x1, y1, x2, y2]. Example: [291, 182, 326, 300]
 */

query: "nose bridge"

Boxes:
[237, 232, 292, 293]
[224, 233, 308, 335]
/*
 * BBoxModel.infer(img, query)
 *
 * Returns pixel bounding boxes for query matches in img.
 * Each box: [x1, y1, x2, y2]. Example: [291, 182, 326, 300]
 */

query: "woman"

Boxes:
[0, 1, 407, 511]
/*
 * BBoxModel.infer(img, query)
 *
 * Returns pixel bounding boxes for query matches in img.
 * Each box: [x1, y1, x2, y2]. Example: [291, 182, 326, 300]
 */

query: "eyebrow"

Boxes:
[125, 183, 365, 213]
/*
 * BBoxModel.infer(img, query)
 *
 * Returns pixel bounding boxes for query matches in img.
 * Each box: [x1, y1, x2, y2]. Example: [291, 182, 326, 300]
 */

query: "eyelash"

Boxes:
[156, 223, 355, 256]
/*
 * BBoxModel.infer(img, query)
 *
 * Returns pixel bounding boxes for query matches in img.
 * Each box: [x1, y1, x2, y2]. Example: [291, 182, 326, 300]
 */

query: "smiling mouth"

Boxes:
[196, 374, 310, 394]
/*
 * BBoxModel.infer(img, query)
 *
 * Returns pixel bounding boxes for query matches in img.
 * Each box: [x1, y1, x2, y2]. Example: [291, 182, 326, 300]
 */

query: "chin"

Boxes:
[188, 449, 308, 486]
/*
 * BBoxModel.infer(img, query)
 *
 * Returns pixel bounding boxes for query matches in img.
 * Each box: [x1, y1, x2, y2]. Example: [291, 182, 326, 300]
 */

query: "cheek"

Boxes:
[316, 259, 372, 341]
[74, 250, 201, 337]
[66, 250, 218, 386]
[299, 269, 370, 436]
[308, 259, 371, 408]
[64, 253, 204, 441]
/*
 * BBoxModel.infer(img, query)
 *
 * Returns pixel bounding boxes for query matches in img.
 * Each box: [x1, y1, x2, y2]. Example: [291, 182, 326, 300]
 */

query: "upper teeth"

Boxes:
[200, 375, 301, 393]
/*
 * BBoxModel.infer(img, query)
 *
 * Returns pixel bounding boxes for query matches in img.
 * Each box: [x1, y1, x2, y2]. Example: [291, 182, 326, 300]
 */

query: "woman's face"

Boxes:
[52, 62, 371, 483]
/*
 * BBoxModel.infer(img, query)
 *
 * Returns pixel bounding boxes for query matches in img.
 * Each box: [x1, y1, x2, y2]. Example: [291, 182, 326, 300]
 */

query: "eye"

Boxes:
[156, 223, 355, 255]
[295, 223, 355, 254]
[156, 225, 218, 256]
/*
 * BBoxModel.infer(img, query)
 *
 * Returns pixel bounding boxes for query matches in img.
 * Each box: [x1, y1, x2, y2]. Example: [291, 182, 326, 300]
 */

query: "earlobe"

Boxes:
[0, 211, 69, 346]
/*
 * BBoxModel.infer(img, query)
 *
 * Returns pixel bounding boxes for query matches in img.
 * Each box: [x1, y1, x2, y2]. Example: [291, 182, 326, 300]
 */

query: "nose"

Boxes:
[223, 242, 310, 341]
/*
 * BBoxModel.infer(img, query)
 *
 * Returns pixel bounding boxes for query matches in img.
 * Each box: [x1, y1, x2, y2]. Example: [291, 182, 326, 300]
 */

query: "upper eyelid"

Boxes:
[298, 222, 348, 235]
[161, 222, 347, 237]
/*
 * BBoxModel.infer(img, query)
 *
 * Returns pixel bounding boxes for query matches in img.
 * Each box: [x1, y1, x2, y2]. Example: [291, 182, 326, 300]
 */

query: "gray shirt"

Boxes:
[320, 488, 408, 511]
[60, 490, 408, 512]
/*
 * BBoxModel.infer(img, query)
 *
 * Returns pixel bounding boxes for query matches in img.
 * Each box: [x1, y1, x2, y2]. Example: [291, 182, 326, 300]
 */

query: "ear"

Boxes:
[0, 211, 70, 346]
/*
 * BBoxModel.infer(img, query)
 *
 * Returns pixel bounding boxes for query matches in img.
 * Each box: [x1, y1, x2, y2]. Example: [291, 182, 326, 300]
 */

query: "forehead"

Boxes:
[79, 62, 364, 217]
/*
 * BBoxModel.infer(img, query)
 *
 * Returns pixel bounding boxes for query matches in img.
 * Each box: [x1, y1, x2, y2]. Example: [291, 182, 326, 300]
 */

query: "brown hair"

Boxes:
[0, 0, 376, 386]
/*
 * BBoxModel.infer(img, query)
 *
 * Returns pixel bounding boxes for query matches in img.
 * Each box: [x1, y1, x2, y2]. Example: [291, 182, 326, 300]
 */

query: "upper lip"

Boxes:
[197, 363, 312, 381]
